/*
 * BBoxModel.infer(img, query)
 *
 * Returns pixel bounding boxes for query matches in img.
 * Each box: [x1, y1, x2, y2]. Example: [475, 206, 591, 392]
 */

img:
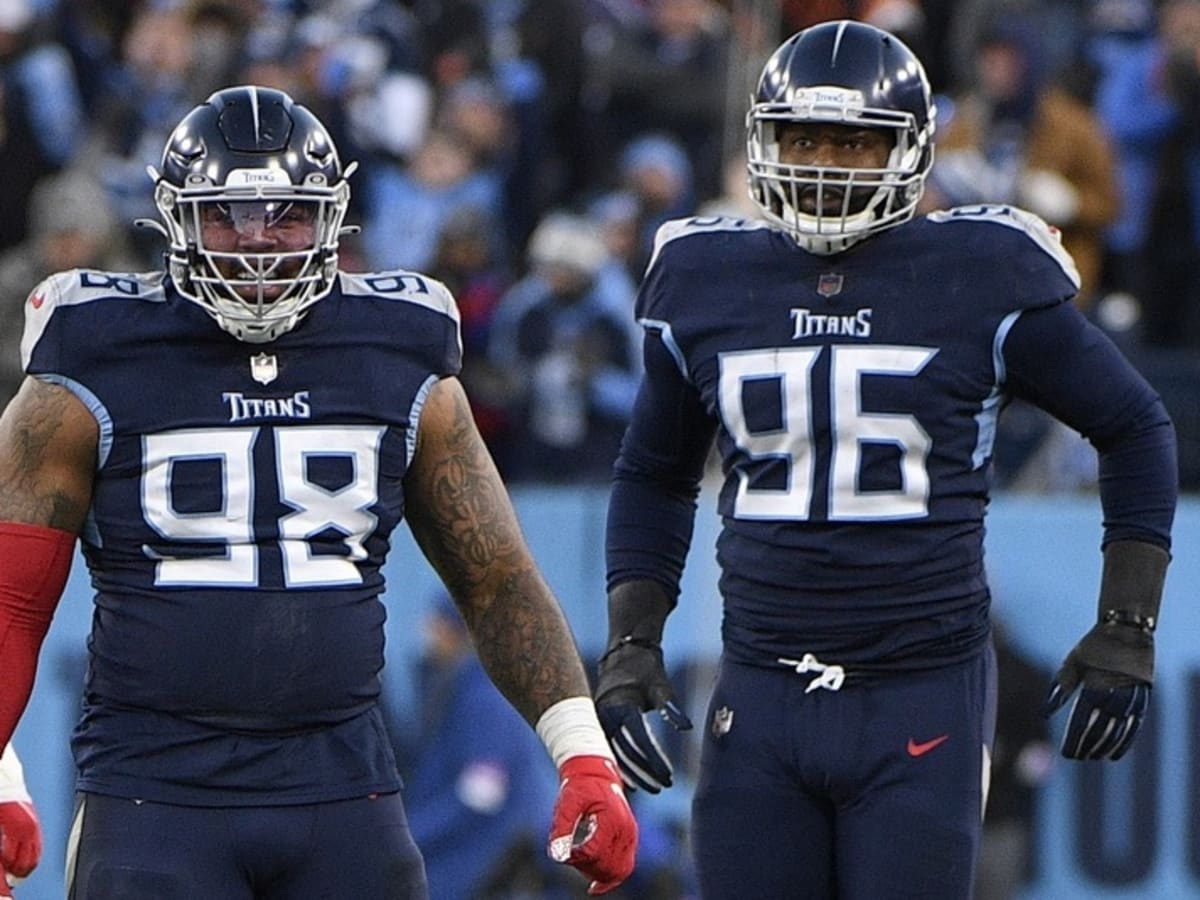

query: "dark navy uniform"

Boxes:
[23, 266, 461, 897]
[605, 207, 1176, 898]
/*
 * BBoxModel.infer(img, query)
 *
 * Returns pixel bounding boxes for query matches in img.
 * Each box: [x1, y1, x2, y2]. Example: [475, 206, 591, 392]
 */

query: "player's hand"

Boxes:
[594, 639, 692, 792]
[0, 799, 40, 899]
[1044, 620, 1154, 761]
[0, 800, 40, 880]
[547, 755, 637, 895]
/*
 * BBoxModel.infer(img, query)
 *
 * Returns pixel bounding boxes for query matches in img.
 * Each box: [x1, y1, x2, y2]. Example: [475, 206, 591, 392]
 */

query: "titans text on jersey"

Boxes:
[222, 390, 312, 422]
[790, 306, 873, 338]
[607, 207, 1172, 674]
[19, 265, 462, 806]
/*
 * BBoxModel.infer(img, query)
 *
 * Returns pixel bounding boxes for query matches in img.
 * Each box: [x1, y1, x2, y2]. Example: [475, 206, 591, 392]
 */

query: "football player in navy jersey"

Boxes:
[594, 20, 1176, 900]
[0, 85, 637, 899]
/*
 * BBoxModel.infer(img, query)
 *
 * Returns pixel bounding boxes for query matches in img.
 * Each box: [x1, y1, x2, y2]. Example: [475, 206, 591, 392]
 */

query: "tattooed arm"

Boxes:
[0, 378, 98, 529]
[0, 377, 95, 746]
[404, 376, 638, 893]
[403, 375, 591, 725]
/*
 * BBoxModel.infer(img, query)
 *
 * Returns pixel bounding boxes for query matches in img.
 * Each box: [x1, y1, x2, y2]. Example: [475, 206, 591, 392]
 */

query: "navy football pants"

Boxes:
[692, 647, 997, 900]
[66, 791, 427, 899]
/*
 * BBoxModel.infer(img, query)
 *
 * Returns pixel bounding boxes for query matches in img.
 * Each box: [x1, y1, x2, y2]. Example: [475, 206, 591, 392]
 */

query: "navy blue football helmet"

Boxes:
[148, 85, 356, 342]
[746, 20, 936, 255]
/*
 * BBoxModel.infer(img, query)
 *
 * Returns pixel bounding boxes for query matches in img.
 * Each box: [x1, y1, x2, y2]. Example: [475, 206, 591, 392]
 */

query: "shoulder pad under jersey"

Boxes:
[647, 215, 772, 271]
[926, 204, 1081, 291]
[22, 269, 165, 366]
[336, 269, 461, 325]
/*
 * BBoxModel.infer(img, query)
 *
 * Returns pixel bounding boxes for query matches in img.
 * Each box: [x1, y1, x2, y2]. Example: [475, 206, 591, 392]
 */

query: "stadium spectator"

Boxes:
[583, 0, 730, 201]
[85, 0, 252, 266]
[0, 167, 139, 410]
[488, 210, 641, 483]
[426, 205, 517, 466]
[0, 0, 84, 254]
[1106, 0, 1200, 350]
[360, 125, 503, 274]
[613, 132, 698, 279]
[924, 16, 1119, 314]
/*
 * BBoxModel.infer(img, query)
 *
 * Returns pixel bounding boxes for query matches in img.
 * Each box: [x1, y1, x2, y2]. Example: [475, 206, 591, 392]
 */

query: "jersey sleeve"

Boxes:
[401, 274, 462, 378]
[930, 205, 1081, 311]
[1001, 302, 1176, 548]
[605, 329, 717, 596]
[1007, 207, 1081, 310]
[428, 278, 464, 378]
[20, 270, 76, 378]
[339, 270, 463, 378]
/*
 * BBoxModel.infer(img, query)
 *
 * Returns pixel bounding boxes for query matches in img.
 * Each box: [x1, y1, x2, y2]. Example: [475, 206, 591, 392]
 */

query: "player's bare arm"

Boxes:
[404, 375, 591, 725]
[0, 378, 89, 748]
[0, 378, 97, 531]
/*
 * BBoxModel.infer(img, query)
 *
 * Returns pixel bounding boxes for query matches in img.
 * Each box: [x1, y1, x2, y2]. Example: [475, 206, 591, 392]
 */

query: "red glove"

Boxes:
[547, 755, 637, 895]
[0, 800, 41, 879]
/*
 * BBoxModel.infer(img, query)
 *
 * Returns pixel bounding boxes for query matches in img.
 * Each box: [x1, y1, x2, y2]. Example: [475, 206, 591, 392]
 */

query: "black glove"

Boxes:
[595, 637, 692, 793]
[1044, 540, 1168, 761]
[593, 580, 693, 793]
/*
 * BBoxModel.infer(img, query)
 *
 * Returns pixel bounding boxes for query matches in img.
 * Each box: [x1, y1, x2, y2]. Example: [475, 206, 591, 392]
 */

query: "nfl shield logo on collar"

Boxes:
[817, 273, 844, 297]
[250, 353, 278, 385]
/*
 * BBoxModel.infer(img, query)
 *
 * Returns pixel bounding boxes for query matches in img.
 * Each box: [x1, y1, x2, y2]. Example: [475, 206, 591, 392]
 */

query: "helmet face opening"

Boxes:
[746, 21, 935, 255]
[153, 85, 352, 342]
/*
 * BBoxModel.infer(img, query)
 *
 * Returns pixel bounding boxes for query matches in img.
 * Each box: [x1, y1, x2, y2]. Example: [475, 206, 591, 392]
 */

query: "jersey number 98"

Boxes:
[141, 425, 384, 587]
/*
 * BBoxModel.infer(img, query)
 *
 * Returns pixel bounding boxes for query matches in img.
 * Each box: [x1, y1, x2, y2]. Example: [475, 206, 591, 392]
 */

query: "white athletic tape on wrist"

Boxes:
[535, 697, 616, 770]
[0, 744, 31, 804]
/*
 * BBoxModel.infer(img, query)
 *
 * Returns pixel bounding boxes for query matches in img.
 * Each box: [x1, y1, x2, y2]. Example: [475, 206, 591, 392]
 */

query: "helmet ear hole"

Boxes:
[153, 85, 352, 343]
[745, 20, 935, 255]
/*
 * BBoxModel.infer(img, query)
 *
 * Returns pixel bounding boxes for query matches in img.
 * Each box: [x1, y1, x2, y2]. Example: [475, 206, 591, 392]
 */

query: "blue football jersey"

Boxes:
[608, 206, 1174, 672]
[22, 267, 462, 804]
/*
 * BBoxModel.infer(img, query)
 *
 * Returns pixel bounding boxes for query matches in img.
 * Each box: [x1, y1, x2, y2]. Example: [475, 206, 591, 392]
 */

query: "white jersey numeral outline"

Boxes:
[718, 345, 936, 521]
[141, 425, 384, 587]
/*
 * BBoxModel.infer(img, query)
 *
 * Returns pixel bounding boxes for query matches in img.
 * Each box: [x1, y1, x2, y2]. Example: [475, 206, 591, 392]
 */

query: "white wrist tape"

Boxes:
[0, 743, 31, 803]
[535, 696, 616, 770]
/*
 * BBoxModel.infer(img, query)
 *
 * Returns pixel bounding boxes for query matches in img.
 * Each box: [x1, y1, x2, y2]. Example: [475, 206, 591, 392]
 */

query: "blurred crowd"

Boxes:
[0, 0, 1198, 490]
[2, 3, 1194, 897]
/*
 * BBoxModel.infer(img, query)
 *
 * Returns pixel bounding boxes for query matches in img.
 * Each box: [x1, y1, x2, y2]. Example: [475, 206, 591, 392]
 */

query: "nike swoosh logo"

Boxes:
[907, 735, 950, 757]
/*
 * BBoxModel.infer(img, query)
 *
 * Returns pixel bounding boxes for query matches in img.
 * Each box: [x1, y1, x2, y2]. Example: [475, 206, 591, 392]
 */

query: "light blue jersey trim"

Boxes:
[33, 373, 110, 547]
[972, 310, 1022, 469]
[645, 215, 771, 272]
[407, 374, 439, 465]
[34, 373, 113, 468]
[928, 204, 1082, 289]
[638, 317, 688, 379]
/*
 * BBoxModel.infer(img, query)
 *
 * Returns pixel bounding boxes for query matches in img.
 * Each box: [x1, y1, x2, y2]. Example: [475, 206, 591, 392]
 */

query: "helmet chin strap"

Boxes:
[766, 176, 889, 255]
[221, 312, 305, 344]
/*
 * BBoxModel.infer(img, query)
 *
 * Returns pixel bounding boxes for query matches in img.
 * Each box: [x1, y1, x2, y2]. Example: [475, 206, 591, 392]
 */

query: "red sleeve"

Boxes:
[0, 522, 75, 747]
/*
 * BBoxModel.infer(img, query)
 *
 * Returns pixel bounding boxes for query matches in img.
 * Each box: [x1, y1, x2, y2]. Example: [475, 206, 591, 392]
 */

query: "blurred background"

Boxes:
[3, 1, 1200, 898]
